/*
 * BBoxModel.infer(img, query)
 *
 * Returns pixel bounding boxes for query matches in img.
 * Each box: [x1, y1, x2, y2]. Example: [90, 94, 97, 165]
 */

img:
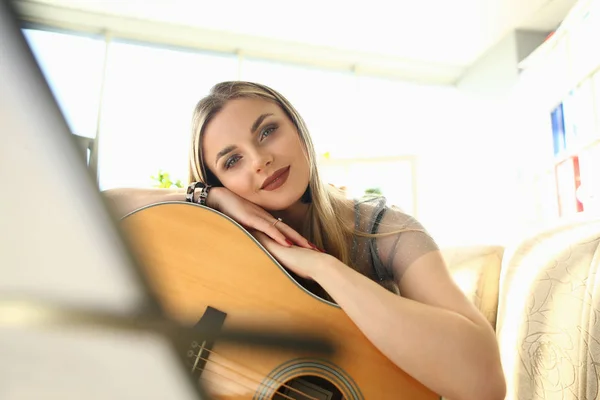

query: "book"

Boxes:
[555, 156, 584, 217]
[550, 102, 566, 155]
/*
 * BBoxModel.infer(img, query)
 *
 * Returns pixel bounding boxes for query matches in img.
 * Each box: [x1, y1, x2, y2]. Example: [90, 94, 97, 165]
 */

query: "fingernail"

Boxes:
[285, 239, 293, 246]
[309, 242, 324, 252]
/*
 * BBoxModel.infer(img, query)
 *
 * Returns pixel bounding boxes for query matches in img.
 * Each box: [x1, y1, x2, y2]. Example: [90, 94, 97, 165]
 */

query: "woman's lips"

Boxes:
[261, 166, 290, 191]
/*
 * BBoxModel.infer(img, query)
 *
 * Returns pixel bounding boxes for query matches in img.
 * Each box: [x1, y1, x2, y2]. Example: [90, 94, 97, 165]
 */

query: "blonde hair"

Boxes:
[189, 81, 355, 266]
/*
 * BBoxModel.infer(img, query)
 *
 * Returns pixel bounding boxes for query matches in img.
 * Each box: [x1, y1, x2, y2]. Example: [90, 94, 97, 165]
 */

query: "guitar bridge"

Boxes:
[186, 306, 227, 379]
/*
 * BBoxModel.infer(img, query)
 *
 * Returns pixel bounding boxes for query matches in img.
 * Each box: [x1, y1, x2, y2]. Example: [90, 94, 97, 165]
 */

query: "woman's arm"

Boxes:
[312, 252, 506, 400]
[103, 187, 313, 248]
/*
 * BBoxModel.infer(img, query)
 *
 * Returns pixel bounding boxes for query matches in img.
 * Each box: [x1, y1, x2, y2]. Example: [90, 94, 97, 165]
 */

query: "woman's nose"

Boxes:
[253, 151, 273, 173]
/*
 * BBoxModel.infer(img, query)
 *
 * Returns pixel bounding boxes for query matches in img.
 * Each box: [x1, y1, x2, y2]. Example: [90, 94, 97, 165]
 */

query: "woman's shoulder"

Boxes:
[355, 196, 440, 279]
[352, 196, 420, 233]
[348, 196, 439, 283]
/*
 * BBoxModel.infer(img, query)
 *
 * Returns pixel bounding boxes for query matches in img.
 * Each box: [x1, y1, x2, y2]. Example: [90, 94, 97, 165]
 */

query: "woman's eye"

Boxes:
[260, 126, 276, 140]
[224, 155, 241, 169]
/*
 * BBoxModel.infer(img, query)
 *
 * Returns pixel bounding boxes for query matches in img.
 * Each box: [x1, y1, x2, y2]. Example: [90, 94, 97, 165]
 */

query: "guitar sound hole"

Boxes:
[274, 375, 344, 400]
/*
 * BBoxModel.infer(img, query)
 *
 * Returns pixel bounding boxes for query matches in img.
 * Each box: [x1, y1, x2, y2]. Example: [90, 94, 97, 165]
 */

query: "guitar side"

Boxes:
[120, 202, 438, 400]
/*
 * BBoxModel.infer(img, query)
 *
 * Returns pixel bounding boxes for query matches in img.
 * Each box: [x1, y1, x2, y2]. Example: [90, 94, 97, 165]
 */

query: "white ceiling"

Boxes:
[14, 0, 578, 84]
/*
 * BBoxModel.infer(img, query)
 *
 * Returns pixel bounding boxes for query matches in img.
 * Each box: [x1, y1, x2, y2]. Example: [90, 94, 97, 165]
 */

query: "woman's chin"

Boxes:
[260, 191, 305, 211]
[262, 200, 297, 212]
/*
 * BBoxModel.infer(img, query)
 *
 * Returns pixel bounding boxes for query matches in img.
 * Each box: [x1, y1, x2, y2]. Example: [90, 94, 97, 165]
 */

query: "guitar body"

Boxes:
[120, 202, 438, 400]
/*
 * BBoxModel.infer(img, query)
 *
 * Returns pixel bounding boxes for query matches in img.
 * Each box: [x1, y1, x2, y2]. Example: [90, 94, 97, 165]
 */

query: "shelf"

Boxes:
[518, 0, 600, 221]
[519, 0, 596, 72]
[526, 137, 600, 179]
[519, 0, 600, 112]
[554, 136, 600, 164]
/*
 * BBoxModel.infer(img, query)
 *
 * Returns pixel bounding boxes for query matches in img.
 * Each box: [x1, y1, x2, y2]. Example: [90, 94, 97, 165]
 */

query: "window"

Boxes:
[355, 75, 462, 157]
[97, 41, 238, 190]
[23, 28, 106, 139]
[319, 157, 416, 215]
[21, 26, 515, 246]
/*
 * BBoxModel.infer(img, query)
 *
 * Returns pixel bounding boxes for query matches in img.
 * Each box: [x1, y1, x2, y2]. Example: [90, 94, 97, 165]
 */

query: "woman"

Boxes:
[104, 81, 505, 400]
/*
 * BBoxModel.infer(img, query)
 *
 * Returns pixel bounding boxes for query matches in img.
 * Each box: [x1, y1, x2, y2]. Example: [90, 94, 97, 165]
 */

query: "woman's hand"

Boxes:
[207, 187, 314, 249]
[251, 231, 331, 279]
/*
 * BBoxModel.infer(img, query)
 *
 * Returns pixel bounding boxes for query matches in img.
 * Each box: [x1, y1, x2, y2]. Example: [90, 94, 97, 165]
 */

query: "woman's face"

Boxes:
[202, 97, 310, 211]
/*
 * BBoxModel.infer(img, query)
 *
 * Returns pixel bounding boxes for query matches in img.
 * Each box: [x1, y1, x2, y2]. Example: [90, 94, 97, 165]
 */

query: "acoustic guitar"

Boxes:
[120, 201, 439, 400]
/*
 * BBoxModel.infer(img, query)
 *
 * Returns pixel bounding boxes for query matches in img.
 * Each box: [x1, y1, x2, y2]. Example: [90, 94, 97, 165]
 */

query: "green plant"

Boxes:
[364, 187, 383, 197]
[151, 169, 183, 189]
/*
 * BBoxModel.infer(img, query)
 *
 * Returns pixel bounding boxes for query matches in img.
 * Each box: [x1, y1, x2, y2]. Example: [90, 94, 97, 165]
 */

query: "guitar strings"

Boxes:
[198, 374, 255, 398]
[200, 372, 300, 400]
[191, 349, 319, 400]
[198, 366, 298, 400]
[190, 348, 320, 400]
[201, 347, 324, 399]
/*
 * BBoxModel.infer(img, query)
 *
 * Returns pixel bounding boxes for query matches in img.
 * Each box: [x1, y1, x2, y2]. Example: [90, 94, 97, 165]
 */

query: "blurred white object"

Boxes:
[0, 1, 204, 398]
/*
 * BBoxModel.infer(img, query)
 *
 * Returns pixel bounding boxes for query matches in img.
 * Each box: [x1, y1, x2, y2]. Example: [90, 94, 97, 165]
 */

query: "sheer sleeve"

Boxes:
[352, 197, 439, 291]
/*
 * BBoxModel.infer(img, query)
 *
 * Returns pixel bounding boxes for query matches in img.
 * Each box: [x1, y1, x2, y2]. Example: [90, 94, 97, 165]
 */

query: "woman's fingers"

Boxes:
[251, 215, 314, 250]
[253, 217, 293, 247]
[262, 217, 316, 251]
[276, 223, 313, 249]
[237, 205, 317, 250]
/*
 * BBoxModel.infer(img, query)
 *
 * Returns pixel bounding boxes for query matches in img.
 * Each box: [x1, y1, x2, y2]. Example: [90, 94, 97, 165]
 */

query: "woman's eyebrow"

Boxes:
[214, 113, 274, 166]
[215, 145, 236, 166]
[250, 113, 274, 134]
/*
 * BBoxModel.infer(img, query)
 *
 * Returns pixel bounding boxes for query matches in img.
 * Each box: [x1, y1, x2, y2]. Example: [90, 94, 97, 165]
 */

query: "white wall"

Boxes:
[417, 30, 548, 247]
